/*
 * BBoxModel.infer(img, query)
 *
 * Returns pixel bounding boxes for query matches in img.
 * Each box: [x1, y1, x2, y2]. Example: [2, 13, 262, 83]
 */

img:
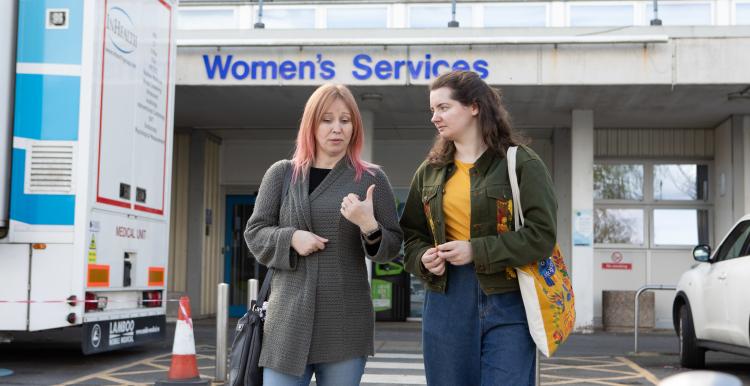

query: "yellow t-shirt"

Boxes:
[443, 159, 473, 241]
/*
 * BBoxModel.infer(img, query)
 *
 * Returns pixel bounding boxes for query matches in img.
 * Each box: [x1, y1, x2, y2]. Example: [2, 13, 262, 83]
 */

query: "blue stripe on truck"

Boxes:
[17, 0, 84, 65]
[13, 73, 80, 141]
[9, 148, 75, 226]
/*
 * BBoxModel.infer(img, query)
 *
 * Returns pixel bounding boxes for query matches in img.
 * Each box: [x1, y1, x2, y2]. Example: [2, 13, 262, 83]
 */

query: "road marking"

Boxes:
[58, 345, 217, 386]
[373, 353, 424, 359]
[618, 356, 660, 385]
[366, 361, 425, 370]
[361, 374, 427, 384]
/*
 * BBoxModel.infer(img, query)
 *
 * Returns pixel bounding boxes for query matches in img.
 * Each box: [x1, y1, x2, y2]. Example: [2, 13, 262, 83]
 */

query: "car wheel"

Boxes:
[679, 305, 705, 368]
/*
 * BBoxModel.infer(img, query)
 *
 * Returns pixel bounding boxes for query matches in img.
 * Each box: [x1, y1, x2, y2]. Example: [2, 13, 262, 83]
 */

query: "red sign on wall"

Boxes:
[602, 251, 632, 270]
[602, 263, 633, 270]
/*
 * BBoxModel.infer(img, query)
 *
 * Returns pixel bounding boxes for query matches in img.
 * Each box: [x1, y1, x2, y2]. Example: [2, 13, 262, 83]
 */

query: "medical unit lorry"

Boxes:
[1, 0, 177, 353]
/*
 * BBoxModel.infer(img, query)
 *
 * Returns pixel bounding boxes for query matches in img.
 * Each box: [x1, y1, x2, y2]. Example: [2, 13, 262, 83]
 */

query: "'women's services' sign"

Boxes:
[201, 53, 489, 82]
[177, 46, 521, 86]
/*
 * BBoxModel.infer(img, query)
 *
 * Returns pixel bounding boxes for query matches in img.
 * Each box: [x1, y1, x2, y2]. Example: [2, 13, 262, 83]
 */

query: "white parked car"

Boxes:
[673, 215, 750, 368]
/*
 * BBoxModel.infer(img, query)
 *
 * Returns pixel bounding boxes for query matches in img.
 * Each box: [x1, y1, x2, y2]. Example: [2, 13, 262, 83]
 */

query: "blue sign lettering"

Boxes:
[202, 53, 489, 81]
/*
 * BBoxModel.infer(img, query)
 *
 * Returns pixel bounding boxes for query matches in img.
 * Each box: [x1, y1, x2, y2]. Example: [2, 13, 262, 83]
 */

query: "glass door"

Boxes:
[224, 194, 268, 317]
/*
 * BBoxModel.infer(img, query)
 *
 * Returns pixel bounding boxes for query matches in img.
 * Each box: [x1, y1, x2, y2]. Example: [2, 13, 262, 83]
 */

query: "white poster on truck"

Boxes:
[96, 0, 172, 216]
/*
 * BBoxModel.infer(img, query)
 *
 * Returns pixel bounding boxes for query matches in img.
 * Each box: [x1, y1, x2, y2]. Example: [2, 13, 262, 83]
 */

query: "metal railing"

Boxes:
[633, 284, 676, 353]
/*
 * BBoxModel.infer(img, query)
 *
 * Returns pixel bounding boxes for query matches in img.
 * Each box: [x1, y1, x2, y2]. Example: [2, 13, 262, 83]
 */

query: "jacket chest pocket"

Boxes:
[422, 186, 440, 245]
[486, 184, 513, 234]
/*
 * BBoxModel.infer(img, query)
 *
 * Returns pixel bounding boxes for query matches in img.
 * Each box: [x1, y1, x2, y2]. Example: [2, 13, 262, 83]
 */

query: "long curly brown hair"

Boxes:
[427, 71, 527, 166]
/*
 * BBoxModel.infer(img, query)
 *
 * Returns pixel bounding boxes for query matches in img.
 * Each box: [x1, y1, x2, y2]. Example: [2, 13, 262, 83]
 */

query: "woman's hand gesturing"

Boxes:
[340, 184, 379, 234]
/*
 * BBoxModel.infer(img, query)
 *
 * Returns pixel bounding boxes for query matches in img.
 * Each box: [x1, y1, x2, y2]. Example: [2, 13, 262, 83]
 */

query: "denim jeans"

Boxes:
[262, 356, 366, 386]
[423, 264, 536, 386]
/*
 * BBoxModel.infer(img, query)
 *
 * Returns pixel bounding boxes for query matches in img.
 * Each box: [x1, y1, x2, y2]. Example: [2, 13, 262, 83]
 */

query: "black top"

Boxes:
[309, 167, 332, 194]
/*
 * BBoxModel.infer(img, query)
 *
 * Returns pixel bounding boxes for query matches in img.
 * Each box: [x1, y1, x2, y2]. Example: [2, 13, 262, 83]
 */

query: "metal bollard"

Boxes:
[248, 279, 259, 306]
[216, 283, 229, 381]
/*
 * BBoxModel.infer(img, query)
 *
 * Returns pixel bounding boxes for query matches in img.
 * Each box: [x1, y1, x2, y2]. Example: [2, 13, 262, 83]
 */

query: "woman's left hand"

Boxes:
[437, 241, 473, 266]
[340, 184, 379, 233]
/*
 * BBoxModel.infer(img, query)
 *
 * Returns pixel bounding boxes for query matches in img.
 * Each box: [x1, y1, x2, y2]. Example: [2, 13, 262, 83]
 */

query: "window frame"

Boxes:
[178, 6, 239, 30]
[594, 158, 714, 250]
[643, 1, 714, 26]
[482, 3, 550, 28]
[324, 4, 391, 29]
[407, 3, 475, 28]
[733, 0, 750, 25]
[566, 1, 637, 27]
[255, 5, 317, 29]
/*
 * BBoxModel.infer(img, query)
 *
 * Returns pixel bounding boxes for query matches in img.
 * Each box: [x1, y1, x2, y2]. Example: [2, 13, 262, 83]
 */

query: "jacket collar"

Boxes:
[439, 148, 500, 177]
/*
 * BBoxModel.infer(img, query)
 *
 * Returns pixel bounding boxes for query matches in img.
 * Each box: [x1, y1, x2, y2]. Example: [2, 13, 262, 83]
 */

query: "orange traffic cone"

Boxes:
[155, 296, 209, 386]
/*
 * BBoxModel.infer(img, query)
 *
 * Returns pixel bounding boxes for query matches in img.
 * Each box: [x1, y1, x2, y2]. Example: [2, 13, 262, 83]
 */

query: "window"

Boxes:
[594, 161, 711, 248]
[409, 5, 473, 28]
[653, 209, 709, 246]
[595, 208, 644, 245]
[178, 9, 236, 30]
[262, 8, 315, 29]
[647, 3, 712, 25]
[737, 3, 750, 25]
[570, 5, 634, 26]
[714, 221, 750, 262]
[484, 5, 547, 27]
[594, 164, 643, 201]
[327, 7, 387, 29]
[653, 164, 708, 201]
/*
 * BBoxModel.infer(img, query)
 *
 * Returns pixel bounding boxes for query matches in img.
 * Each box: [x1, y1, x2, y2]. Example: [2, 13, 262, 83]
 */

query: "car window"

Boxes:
[714, 220, 750, 262]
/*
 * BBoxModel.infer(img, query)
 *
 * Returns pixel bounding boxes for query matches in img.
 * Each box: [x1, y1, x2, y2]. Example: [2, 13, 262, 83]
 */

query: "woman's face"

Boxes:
[315, 98, 354, 160]
[429, 87, 478, 141]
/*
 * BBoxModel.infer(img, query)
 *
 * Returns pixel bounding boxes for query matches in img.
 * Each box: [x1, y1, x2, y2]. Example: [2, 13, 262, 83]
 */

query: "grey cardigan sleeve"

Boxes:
[362, 169, 404, 263]
[244, 160, 298, 270]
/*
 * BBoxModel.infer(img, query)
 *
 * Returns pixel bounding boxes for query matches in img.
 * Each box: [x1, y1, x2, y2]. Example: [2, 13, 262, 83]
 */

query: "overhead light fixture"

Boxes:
[728, 86, 750, 100]
[650, 0, 662, 26]
[448, 0, 459, 28]
[254, 0, 265, 29]
[360, 93, 383, 102]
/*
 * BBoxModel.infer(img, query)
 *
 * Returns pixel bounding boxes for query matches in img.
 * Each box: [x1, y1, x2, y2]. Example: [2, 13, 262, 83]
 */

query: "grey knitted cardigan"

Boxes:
[244, 158, 403, 377]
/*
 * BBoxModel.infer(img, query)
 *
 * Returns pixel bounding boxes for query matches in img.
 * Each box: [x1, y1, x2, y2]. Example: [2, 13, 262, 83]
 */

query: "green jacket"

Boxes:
[399, 145, 558, 294]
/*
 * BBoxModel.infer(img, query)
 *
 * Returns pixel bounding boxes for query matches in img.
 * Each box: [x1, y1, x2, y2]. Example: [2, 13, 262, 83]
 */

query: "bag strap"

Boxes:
[255, 162, 293, 306]
[507, 146, 525, 230]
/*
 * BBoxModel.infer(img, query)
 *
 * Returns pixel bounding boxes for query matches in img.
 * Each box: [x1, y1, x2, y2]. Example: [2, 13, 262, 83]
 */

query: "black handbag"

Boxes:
[228, 163, 291, 386]
[228, 269, 273, 386]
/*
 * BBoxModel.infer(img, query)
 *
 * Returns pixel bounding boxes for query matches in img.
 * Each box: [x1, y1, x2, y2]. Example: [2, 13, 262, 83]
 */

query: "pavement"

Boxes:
[0, 318, 749, 385]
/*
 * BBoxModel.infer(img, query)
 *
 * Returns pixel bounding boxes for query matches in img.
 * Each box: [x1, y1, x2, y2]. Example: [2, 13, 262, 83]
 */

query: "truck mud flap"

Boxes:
[81, 315, 166, 354]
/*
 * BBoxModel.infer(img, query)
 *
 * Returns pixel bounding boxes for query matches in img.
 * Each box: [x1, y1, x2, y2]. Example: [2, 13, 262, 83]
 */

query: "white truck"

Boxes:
[1, 0, 177, 354]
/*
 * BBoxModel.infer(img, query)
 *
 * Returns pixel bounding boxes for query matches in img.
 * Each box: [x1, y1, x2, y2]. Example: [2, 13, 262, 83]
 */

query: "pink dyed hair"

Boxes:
[291, 83, 376, 182]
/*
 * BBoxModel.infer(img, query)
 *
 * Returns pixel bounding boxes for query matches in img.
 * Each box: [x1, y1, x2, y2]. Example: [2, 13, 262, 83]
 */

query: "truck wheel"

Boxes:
[679, 305, 705, 368]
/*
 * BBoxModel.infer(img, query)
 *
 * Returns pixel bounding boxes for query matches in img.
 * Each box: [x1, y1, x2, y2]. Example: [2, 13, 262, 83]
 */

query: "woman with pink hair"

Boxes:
[244, 84, 403, 386]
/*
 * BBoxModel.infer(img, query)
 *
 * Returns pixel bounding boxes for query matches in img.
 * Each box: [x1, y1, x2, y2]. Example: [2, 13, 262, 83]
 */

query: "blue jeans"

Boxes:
[262, 357, 366, 386]
[423, 264, 536, 386]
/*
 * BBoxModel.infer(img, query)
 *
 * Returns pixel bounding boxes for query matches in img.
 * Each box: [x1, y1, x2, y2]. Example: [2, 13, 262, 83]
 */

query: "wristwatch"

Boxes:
[362, 226, 382, 241]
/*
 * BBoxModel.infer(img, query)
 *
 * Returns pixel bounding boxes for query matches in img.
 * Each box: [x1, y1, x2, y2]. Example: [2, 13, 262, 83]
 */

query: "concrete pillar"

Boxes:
[360, 110, 374, 164]
[554, 127, 572, 272]
[714, 119, 733, 240]
[570, 110, 595, 333]
[732, 115, 750, 220]
[186, 130, 207, 315]
[361, 110, 375, 282]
